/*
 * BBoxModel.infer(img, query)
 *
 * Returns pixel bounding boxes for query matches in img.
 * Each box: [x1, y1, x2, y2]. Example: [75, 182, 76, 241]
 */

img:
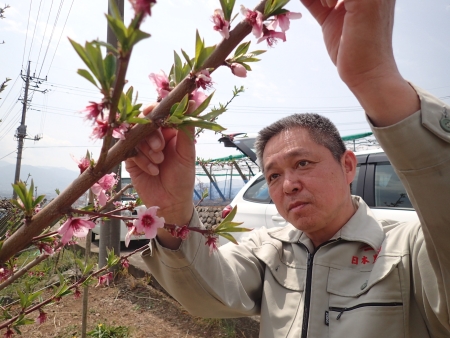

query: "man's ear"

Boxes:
[341, 150, 357, 184]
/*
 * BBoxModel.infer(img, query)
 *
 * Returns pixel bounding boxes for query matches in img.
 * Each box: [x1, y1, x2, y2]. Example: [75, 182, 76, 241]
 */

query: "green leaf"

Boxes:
[104, 53, 117, 87]
[241, 63, 252, 71]
[127, 29, 151, 49]
[217, 232, 238, 245]
[181, 49, 193, 69]
[200, 107, 227, 122]
[85, 43, 105, 89]
[249, 50, 266, 56]
[77, 69, 99, 88]
[182, 118, 226, 132]
[197, 45, 216, 71]
[127, 117, 150, 124]
[271, 8, 289, 16]
[216, 226, 252, 234]
[172, 94, 189, 118]
[234, 41, 251, 58]
[106, 15, 127, 47]
[17, 289, 27, 309]
[93, 40, 119, 54]
[173, 51, 183, 84]
[194, 30, 204, 69]
[68, 39, 93, 73]
[108, 0, 122, 20]
[33, 194, 45, 207]
[222, 205, 238, 225]
[190, 91, 215, 117]
[264, 0, 290, 16]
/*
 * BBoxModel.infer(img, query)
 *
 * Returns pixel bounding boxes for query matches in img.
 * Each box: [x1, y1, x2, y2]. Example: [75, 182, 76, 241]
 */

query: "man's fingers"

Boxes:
[144, 128, 165, 153]
[143, 102, 158, 117]
[300, 0, 333, 25]
[129, 148, 160, 176]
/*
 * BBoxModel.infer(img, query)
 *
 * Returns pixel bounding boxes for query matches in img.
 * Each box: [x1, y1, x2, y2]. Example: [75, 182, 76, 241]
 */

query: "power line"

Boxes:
[45, 0, 75, 77]
[35, 0, 55, 75]
[0, 75, 20, 110]
[26, 0, 43, 65]
[38, 0, 64, 77]
[0, 150, 17, 161]
[21, 0, 34, 70]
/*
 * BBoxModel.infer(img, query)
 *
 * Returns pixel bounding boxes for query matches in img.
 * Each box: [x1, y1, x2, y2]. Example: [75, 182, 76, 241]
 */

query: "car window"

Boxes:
[351, 165, 360, 195]
[243, 175, 271, 203]
[374, 163, 413, 208]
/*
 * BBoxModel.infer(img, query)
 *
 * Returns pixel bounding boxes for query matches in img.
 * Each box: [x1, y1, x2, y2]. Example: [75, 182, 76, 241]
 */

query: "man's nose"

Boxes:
[283, 172, 302, 194]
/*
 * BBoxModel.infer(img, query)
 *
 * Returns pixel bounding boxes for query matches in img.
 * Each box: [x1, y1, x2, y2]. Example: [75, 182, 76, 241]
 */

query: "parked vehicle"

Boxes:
[219, 134, 419, 245]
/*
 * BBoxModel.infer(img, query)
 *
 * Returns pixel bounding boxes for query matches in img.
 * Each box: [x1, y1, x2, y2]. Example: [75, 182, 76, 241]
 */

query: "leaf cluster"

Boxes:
[228, 41, 265, 71]
[219, 0, 236, 21]
[166, 93, 226, 133]
[213, 206, 252, 244]
[11, 180, 45, 218]
[117, 87, 148, 125]
[264, 0, 291, 16]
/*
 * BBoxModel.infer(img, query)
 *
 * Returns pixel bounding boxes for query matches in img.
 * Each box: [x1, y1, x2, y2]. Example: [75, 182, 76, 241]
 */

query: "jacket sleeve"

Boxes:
[140, 210, 265, 318]
[369, 84, 450, 333]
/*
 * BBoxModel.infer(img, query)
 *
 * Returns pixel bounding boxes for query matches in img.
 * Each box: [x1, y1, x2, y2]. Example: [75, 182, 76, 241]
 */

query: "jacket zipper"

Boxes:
[329, 302, 403, 320]
[300, 239, 340, 338]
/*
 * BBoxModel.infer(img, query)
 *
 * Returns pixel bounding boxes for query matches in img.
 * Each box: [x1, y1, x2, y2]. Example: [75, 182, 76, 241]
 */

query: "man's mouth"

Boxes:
[288, 201, 308, 212]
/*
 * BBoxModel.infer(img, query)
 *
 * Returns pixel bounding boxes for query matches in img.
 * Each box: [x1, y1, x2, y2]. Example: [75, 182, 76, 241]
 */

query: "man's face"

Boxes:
[263, 127, 356, 241]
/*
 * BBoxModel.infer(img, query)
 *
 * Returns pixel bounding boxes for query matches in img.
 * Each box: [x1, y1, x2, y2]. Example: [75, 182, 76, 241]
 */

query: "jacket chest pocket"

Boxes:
[326, 256, 405, 338]
[254, 244, 306, 337]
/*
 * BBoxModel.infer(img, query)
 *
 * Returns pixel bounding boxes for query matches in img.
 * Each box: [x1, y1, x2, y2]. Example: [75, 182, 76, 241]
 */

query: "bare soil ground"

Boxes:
[15, 274, 260, 338]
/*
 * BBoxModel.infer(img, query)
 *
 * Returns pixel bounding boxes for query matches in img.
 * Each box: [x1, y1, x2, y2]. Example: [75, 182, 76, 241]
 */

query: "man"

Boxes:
[125, 0, 450, 337]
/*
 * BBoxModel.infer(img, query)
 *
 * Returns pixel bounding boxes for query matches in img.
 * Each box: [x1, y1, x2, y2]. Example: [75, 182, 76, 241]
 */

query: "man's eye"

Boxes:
[269, 173, 279, 182]
[297, 160, 310, 168]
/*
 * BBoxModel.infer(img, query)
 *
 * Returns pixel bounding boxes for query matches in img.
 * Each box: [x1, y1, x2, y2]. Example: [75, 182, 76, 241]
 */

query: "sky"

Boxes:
[0, 0, 449, 174]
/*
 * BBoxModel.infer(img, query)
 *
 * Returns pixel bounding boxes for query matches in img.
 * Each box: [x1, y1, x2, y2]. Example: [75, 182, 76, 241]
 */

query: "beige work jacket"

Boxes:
[142, 85, 450, 338]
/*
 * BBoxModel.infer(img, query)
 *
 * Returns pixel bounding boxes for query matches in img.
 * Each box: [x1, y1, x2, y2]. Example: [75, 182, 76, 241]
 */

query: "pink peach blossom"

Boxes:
[91, 119, 108, 140]
[240, 5, 264, 38]
[96, 272, 113, 287]
[212, 9, 230, 39]
[271, 12, 302, 32]
[133, 206, 165, 240]
[257, 27, 286, 47]
[195, 70, 212, 90]
[121, 259, 130, 269]
[205, 236, 219, 255]
[190, 89, 207, 110]
[230, 63, 247, 78]
[74, 287, 81, 299]
[83, 101, 104, 121]
[112, 122, 129, 140]
[35, 310, 47, 325]
[70, 154, 90, 174]
[91, 173, 116, 206]
[131, 0, 156, 17]
[149, 70, 171, 100]
[57, 217, 96, 245]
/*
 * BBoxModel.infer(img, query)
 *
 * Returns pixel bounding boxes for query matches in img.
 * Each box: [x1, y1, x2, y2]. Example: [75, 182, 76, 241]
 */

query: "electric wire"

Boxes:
[0, 75, 20, 111]
[0, 150, 17, 161]
[26, 0, 43, 66]
[35, 0, 55, 75]
[38, 0, 64, 78]
[45, 0, 75, 77]
[21, 0, 34, 70]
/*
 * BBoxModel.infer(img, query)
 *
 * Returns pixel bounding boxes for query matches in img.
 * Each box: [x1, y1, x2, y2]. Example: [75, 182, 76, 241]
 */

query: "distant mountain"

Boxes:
[0, 161, 78, 199]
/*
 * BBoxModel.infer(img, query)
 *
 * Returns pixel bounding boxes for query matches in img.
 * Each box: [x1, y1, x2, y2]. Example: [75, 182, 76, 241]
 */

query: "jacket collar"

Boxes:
[268, 196, 385, 251]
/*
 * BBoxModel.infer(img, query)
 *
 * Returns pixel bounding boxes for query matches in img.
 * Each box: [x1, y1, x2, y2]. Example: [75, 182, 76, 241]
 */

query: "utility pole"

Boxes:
[98, 0, 124, 269]
[12, 61, 46, 198]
